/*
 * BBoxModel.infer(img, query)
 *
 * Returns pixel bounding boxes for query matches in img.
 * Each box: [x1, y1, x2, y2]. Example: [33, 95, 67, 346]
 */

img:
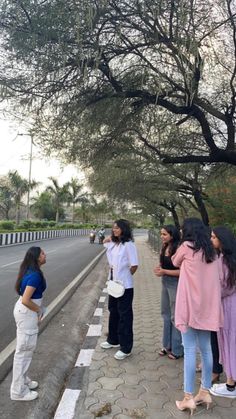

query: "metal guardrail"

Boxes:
[148, 229, 161, 253]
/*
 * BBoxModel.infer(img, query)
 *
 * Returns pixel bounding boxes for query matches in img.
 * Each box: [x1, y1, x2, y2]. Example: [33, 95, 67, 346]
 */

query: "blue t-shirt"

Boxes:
[20, 270, 47, 299]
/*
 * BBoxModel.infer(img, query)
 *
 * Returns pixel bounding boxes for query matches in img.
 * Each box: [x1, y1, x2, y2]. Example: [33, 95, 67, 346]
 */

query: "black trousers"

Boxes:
[107, 288, 134, 354]
[211, 331, 223, 374]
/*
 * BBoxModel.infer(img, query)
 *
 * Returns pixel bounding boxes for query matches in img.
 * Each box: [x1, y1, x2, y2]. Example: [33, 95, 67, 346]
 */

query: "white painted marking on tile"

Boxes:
[87, 324, 102, 336]
[75, 349, 94, 367]
[94, 308, 103, 317]
[102, 287, 108, 293]
[54, 389, 81, 419]
[99, 296, 106, 303]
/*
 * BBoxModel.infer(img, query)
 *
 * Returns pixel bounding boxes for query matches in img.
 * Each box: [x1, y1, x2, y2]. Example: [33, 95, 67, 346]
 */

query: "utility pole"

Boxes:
[17, 132, 34, 220]
[26, 134, 33, 220]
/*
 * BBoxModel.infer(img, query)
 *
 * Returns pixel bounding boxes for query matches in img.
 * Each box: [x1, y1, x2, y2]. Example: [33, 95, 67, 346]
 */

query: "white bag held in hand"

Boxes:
[107, 280, 125, 298]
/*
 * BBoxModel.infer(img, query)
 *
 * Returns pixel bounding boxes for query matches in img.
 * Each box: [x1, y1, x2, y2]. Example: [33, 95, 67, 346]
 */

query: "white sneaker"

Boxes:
[114, 350, 131, 360]
[211, 382, 226, 390]
[28, 381, 38, 390]
[100, 341, 119, 349]
[11, 390, 38, 401]
[210, 383, 236, 398]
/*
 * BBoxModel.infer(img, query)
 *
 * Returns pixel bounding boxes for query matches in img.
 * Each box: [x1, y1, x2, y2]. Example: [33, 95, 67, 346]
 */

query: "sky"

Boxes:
[0, 115, 85, 190]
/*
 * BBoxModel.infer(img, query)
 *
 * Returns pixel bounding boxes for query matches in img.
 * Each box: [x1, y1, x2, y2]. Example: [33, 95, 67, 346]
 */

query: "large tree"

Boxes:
[0, 0, 236, 166]
[46, 177, 68, 223]
[0, 176, 14, 219]
[31, 191, 58, 221]
[8, 171, 37, 224]
[65, 178, 88, 223]
[88, 145, 209, 225]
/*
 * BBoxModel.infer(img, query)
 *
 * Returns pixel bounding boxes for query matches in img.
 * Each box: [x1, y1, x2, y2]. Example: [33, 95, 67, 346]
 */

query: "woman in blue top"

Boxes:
[10, 246, 47, 401]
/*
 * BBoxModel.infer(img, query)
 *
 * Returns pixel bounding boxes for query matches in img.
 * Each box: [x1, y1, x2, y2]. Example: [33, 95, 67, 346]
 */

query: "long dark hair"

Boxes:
[160, 225, 180, 264]
[111, 219, 133, 244]
[15, 246, 45, 295]
[212, 226, 236, 288]
[181, 217, 215, 263]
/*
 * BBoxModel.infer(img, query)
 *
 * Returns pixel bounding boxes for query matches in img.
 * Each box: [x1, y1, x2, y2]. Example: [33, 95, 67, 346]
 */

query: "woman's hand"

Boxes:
[130, 265, 138, 275]
[154, 266, 165, 277]
[103, 236, 112, 244]
[37, 306, 47, 322]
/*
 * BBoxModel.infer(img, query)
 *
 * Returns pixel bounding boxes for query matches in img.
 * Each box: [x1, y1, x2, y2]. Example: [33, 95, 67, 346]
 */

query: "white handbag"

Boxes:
[107, 280, 125, 298]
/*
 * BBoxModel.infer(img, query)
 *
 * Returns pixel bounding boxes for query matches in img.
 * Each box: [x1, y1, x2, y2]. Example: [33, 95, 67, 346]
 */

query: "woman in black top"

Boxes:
[154, 225, 183, 359]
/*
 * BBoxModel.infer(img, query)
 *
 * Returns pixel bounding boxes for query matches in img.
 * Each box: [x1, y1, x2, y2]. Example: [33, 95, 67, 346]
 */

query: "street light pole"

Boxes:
[26, 134, 33, 220]
[17, 132, 34, 220]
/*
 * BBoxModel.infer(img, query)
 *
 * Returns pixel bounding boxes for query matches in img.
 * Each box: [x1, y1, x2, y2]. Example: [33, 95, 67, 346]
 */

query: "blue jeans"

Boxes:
[182, 327, 213, 394]
[161, 276, 183, 356]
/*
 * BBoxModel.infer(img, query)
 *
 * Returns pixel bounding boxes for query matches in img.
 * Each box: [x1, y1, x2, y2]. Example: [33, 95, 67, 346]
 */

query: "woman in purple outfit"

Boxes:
[210, 226, 236, 399]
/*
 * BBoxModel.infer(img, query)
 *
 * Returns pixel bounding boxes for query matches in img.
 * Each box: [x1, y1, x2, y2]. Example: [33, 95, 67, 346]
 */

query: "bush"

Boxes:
[48, 221, 56, 227]
[19, 220, 35, 229]
[0, 221, 15, 230]
[33, 221, 49, 228]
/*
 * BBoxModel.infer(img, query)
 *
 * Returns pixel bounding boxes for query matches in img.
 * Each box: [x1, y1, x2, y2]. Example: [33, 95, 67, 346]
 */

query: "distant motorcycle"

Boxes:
[98, 232, 105, 244]
[89, 232, 96, 243]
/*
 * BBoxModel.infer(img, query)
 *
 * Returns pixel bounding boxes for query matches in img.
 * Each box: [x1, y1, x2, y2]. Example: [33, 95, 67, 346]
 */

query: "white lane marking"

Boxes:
[54, 389, 81, 419]
[94, 308, 103, 317]
[99, 296, 106, 303]
[0, 339, 16, 365]
[1, 259, 22, 268]
[65, 243, 79, 248]
[87, 324, 102, 336]
[1, 249, 58, 268]
[75, 349, 94, 367]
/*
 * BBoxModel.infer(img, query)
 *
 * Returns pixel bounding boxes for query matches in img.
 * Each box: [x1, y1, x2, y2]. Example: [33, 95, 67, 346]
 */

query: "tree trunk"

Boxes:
[193, 189, 209, 226]
[72, 203, 75, 223]
[15, 205, 20, 225]
[170, 205, 180, 229]
[56, 209, 59, 223]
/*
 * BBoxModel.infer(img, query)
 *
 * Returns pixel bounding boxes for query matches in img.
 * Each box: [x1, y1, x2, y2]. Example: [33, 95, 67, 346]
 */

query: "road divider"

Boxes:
[0, 228, 90, 247]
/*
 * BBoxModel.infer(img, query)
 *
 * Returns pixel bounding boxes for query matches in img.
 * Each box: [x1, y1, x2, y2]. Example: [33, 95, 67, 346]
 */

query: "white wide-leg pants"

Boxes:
[10, 298, 41, 398]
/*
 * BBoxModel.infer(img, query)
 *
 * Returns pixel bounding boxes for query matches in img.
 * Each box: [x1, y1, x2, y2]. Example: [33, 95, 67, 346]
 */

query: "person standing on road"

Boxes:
[210, 226, 236, 399]
[10, 246, 47, 401]
[100, 219, 138, 360]
[172, 218, 223, 415]
[154, 225, 183, 360]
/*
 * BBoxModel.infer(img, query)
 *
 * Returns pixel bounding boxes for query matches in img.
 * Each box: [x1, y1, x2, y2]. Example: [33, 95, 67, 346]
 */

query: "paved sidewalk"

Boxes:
[74, 237, 236, 419]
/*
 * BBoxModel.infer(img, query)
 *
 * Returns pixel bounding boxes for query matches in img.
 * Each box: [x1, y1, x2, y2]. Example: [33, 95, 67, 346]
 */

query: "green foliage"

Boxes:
[48, 221, 56, 227]
[0, 220, 15, 230]
[205, 169, 236, 225]
[19, 220, 35, 230]
[46, 177, 69, 222]
[31, 191, 57, 221]
[1, 0, 236, 165]
[33, 221, 50, 228]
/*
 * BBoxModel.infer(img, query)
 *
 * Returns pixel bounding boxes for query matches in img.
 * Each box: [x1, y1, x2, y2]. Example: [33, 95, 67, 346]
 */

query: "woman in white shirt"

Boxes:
[100, 219, 138, 360]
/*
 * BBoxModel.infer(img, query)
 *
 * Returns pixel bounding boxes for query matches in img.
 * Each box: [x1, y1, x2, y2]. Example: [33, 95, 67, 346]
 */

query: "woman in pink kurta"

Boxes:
[172, 218, 223, 415]
[210, 226, 236, 399]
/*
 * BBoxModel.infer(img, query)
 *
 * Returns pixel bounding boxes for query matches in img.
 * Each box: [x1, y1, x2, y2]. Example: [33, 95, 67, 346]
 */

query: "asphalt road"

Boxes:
[0, 235, 104, 353]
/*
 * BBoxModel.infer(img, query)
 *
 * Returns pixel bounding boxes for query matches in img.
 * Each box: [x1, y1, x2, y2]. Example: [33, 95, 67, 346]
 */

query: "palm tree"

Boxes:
[46, 177, 68, 223]
[0, 176, 14, 219]
[65, 178, 88, 222]
[8, 171, 38, 224]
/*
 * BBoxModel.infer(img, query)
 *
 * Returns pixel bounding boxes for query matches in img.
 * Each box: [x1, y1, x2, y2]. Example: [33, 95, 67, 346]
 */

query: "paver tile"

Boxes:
[97, 377, 124, 390]
[74, 239, 236, 419]
[93, 389, 123, 403]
